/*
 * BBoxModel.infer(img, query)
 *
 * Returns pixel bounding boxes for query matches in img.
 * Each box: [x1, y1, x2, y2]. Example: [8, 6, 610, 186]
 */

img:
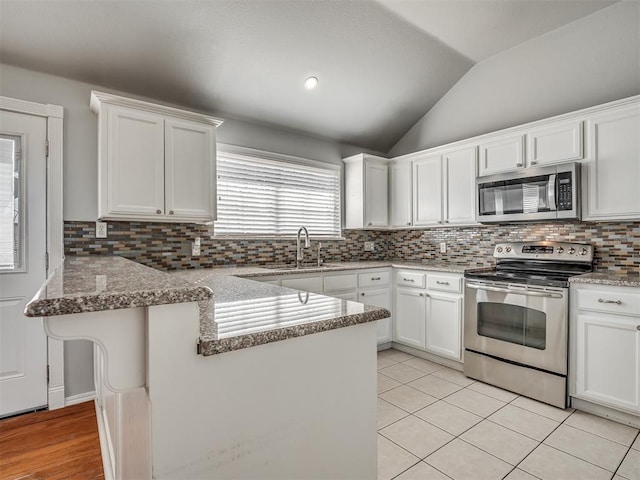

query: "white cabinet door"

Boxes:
[583, 104, 640, 221]
[105, 105, 165, 217]
[394, 288, 426, 350]
[443, 146, 477, 225]
[359, 288, 392, 344]
[389, 161, 412, 228]
[364, 160, 389, 228]
[165, 118, 216, 221]
[426, 293, 462, 361]
[413, 155, 442, 226]
[331, 291, 359, 301]
[478, 134, 525, 176]
[527, 120, 583, 167]
[576, 313, 640, 413]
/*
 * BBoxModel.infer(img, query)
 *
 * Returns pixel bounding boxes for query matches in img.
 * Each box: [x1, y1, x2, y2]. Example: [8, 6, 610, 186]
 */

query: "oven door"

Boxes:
[464, 281, 568, 375]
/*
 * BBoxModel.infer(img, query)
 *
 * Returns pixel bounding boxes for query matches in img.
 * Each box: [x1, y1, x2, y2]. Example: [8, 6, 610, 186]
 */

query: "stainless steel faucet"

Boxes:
[296, 226, 310, 269]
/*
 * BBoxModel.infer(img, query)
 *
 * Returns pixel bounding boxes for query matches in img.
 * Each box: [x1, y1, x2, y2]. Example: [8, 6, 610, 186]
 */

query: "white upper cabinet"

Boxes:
[478, 134, 525, 176]
[582, 102, 640, 221]
[105, 106, 165, 217]
[91, 91, 223, 223]
[164, 118, 217, 221]
[389, 161, 413, 228]
[526, 120, 583, 167]
[413, 154, 442, 226]
[344, 154, 389, 229]
[443, 146, 477, 225]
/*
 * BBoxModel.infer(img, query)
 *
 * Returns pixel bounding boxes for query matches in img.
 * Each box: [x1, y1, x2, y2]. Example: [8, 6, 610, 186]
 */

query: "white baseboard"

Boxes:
[48, 385, 65, 410]
[391, 342, 464, 371]
[65, 391, 96, 406]
[94, 400, 115, 480]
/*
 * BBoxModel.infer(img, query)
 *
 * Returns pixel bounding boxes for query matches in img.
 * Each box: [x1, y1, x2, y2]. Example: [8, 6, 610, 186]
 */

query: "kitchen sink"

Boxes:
[264, 264, 336, 271]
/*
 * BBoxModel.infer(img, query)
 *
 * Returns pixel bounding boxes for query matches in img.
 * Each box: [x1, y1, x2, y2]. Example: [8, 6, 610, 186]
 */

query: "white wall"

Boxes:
[0, 63, 380, 221]
[0, 63, 379, 397]
[389, 1, 640, 156]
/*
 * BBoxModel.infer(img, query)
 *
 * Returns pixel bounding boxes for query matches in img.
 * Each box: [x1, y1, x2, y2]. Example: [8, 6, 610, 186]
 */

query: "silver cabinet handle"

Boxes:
[367, 222, 372, 226]
[156, 209, 162, 214]
[403, 278, 414, 282]
[419, 293, 425, 297]
[406, 222, 411, 225]
[371, 277, 381, 281]
[436, 281, 449, 285]
[530, 161, 538, 165]
[361, 292, 365, 297]
[598, 298, 622, 305]
[637, 325, 640, 331]
[516, 163, 523, 167]
[466, 282, 563, 298]
[169, 210, 174, 215]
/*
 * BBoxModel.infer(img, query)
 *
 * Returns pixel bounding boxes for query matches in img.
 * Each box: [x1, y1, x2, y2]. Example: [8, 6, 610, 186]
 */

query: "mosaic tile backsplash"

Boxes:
[64, 220, 639, 274]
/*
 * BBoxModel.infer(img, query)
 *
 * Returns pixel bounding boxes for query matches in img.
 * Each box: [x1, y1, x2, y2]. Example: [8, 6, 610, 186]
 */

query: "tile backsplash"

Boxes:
[64, 220, 639, 274]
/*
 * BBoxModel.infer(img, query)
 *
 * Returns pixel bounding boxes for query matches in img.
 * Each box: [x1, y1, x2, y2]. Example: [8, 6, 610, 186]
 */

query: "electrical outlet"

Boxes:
[364, 241, 375, 252]
[192, 237, 201, 256]
[96, 221, 107, 238]
[439, 242, 447, 254]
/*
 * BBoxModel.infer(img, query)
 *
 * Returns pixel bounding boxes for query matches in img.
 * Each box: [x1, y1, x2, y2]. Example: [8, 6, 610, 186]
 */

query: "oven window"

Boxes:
[477, 302, 546, 350]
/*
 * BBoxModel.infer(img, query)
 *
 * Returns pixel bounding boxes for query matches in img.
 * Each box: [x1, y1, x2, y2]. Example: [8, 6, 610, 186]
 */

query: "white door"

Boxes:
[0, 109, 48, 417]
[394, 288, 426, 350]
[426, 293, 462, 361]
[165, 118, 216, 221]
[413, 155, 442, 226]
[478, 134, 525, 176]
[363, 160, 388, 227]
[443, 146, 477, 225]
[105, 105, 165, 217]
[389, 161, 412, 228]
[576, 313, 640, 413]
[359, 288, 392, 344]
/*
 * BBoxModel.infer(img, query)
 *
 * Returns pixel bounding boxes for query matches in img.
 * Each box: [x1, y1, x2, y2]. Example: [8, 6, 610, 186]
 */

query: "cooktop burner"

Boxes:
[465, 241, 594, 288]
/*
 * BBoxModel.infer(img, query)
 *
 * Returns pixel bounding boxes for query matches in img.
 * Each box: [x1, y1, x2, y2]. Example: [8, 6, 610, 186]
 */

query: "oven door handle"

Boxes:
[466, 282, 563, 298]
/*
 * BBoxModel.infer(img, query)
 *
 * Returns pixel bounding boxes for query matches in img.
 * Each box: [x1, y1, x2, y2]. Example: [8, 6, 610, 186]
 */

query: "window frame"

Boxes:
[214, 144, 343, 240]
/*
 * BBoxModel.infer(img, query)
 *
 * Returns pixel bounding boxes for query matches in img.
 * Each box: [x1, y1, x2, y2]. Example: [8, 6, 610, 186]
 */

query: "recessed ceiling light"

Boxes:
[304, 76, 318, 90]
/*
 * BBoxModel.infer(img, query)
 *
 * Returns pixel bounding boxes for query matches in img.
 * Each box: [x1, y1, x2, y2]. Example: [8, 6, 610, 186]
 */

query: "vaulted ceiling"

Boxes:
[0, 0, 617, 152]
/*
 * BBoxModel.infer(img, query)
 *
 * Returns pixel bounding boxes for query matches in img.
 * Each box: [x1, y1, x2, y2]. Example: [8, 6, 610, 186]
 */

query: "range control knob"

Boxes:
[496, 247, 503, 253]
[557, 247, 564, 254]
[579, 247, 588, 256]
[505, 246, 512, 253]
[568, 247, 576, 254]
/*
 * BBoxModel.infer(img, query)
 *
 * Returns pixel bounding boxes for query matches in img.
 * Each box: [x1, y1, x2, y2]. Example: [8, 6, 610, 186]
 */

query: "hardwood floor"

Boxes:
[0, 401, 104, 480]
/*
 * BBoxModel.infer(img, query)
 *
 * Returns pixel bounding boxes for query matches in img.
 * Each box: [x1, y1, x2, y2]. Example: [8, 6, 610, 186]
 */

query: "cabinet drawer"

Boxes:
[427, 274, 462, 294]
[324, 274, 358, 293]
[281, 276, 323, 294]
[576, 288, 640, 317]
[358, 270, 391, 288]
[396, 271, 426, 289]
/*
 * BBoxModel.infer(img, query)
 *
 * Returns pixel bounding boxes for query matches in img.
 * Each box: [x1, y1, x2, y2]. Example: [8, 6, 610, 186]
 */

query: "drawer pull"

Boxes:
[371, 277, 381, 281]
[361, 292, 365, 297]
[419, 293, 425, 297]
[403, 278, 415, 282]
[436, 281, 450, 285]
[637, 325, 640, 331]
[156, 209, 162, 214]
[598, 298, 622, 305]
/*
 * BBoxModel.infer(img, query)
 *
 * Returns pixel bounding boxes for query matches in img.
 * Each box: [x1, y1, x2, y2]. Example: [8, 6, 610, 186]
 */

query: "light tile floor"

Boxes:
[377, 349, 640, 480]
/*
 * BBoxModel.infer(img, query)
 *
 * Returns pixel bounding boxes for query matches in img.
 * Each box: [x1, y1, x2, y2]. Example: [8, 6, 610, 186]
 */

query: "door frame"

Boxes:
[0, 96, 65, 410]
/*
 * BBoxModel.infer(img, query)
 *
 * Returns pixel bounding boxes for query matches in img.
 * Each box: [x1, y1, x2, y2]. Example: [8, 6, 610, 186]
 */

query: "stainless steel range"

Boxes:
[464, 241, 594, 408]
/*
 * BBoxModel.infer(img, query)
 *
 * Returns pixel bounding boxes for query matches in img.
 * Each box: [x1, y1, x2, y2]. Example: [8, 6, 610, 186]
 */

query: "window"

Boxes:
[0, 134, 23, 271]
[215, 145, 341, 237]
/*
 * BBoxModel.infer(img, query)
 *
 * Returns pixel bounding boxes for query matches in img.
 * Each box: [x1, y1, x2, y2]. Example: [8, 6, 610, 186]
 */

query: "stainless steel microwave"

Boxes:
[477, 162, 581, 223]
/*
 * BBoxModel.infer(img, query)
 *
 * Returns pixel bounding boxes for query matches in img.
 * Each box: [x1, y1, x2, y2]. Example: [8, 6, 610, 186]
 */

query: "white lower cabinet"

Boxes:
[394, 288, 427, 349]
[359, 288, 392, 344]
[394, 270, 463, 361]
[571, 284, 640, 415]
[426, 293, 462, 360]
[280, 276, 323, 294]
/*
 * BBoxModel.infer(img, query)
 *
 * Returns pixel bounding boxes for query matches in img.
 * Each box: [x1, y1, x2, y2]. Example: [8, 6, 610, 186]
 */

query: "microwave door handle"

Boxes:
[548, 174, 557, 211]
[466, 282, 563, 299]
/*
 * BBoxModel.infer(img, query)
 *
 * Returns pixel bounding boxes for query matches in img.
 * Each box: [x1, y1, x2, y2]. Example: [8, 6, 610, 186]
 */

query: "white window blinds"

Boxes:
[214, 147, 341, 237]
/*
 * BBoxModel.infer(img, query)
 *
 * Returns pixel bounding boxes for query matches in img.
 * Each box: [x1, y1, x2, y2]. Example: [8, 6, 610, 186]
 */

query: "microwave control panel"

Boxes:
[557, 172, 573, 210]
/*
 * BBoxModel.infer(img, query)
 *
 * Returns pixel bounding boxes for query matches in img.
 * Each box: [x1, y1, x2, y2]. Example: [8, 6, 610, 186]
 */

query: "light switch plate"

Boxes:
[96, 221, 108, 238]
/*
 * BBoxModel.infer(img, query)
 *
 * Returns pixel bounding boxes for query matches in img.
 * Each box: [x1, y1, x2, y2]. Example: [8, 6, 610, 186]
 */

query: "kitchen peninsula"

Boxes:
[25, 256, 390, 479]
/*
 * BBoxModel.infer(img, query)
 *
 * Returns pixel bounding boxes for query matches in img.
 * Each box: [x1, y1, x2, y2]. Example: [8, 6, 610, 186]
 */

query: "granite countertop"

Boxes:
[24, 256, 213, 317]
[570, 271, 640, 288]
[170, 269, 390, 355]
